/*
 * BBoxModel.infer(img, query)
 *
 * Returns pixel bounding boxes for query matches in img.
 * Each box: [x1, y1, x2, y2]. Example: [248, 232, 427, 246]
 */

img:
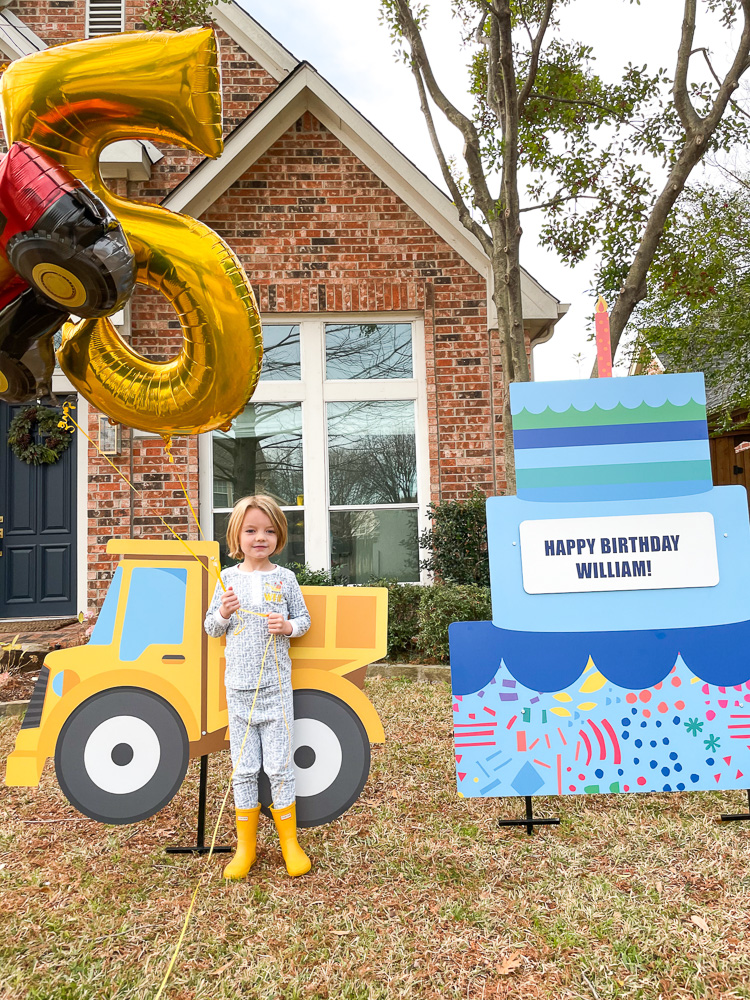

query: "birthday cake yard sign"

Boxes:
[449, 372, 750, 800]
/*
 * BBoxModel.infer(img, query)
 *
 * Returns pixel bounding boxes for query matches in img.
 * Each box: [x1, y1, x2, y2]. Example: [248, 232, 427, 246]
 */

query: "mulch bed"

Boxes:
[0, 620, 89, 702]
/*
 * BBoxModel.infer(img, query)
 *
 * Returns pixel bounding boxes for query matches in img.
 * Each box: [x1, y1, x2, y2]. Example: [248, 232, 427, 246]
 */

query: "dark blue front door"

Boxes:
[0, 399, 77, 618]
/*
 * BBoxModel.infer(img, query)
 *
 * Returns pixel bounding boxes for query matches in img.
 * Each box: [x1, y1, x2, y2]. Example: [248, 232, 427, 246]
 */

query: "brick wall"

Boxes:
[199, 112, 502, 505]
[14, 0, 85, 48]
[128, 26, 280, 203]
[4, 1, 508, 608]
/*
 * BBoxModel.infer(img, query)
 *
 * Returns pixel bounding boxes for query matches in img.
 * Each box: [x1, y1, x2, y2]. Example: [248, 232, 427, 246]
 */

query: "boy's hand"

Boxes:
[267, 612, 292, 636]
[219, 586, 240, 620]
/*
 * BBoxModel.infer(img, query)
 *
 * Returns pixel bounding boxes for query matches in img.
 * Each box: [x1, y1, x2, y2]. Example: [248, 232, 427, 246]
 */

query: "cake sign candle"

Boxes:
[595, 297, 613, 378]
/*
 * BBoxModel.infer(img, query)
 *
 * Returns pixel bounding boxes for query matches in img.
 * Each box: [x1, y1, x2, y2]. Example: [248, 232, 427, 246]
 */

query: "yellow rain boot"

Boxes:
[270, 801, 311, 877]
[223, 805, 261, 880]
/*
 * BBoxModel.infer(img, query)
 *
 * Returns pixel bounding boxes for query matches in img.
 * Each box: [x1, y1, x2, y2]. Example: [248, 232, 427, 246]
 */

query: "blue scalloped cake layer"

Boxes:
[510, 375, 711, 501]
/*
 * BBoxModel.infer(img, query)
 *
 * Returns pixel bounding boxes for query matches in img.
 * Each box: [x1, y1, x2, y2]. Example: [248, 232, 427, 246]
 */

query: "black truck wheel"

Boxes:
[55, 687, 189, 825]
[259, 689, 371, 828]
[7, 227, 135, 318]
[0, 350, 35, 402]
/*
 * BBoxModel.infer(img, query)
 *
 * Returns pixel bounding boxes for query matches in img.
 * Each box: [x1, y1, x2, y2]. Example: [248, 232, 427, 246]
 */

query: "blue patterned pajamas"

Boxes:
[204, 564, 311, 810]
[226, 682, 295, 809]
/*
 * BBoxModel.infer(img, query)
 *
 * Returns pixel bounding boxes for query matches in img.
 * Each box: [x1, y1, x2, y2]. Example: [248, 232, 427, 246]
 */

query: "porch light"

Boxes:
[98, 416, 121, 455]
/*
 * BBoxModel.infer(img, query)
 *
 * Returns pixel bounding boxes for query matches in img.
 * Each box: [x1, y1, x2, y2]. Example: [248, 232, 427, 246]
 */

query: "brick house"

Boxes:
[0, 0, 567, 620]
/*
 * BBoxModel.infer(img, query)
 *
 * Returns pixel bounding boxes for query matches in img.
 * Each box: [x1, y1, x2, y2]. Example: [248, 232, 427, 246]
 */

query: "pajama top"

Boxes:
[203, 564, 311, 690]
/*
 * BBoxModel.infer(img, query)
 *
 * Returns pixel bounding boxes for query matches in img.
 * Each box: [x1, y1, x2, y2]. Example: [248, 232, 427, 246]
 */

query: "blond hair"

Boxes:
[225, 494, 288, 560]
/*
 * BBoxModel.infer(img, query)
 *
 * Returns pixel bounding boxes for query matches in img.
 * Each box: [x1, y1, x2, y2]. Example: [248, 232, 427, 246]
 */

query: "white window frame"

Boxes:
[200, 312, 431, 582]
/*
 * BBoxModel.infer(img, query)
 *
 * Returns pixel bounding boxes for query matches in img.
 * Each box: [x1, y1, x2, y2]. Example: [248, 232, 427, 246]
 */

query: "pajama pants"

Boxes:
[226, 682, 296, 810]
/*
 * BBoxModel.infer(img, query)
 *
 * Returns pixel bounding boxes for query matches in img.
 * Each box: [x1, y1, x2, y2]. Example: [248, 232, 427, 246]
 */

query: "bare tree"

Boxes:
[600, 0, 750, 371]
[381, 1, 750, 488]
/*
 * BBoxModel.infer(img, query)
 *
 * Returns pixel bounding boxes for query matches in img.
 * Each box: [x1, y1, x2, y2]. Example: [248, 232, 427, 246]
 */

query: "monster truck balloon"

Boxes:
[0, 141, 135, 403]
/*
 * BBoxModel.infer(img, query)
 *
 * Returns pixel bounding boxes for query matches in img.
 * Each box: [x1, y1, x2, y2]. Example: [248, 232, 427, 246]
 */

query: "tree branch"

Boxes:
[695, 45, 750, 121]
[390, 0, 496, 218]
[409, 59, 494, 256]
[592, 0, 750, 375]
[673, 0, 702, 134]
[520, 192, 599, 212]
[480, 9, 506, 125]
[528, 90, 628, 119]
[705, 154, 750, 189]
[518, 0, 554, 112]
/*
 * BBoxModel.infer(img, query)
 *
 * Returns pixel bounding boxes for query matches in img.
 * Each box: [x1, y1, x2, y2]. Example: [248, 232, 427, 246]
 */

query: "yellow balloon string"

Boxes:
[153, 633, 277, 1000]
[60, 406, 223, 588]
[60, 404, 296, 996]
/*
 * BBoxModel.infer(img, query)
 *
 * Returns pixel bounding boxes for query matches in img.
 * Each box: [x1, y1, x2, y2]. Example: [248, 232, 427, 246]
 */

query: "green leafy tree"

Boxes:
[627, 181, 750, 428]
[380, 1, 750, 482]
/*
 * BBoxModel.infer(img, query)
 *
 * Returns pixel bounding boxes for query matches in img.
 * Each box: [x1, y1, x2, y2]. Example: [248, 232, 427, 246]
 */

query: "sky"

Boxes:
[238, 0, 740, 380]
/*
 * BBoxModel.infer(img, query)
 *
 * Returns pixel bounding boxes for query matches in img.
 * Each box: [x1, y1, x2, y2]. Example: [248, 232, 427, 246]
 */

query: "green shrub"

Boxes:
[419, 488, 490, 586]
[287, 563, 349, 587]
[416, 584, 492, 663]
[367, 579, 423, 660]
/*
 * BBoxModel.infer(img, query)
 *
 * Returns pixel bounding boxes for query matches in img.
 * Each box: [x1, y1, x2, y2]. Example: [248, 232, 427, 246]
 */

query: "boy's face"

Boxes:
[240, 506, 277, 560]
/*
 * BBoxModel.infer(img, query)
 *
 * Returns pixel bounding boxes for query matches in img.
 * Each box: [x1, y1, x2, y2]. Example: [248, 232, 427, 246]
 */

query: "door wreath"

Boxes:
[7, 405, 74, 465]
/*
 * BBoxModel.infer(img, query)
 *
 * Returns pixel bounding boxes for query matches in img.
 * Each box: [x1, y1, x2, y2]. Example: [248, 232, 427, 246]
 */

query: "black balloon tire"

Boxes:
[0, 350, 36, 402]
[55, 687, 189, 825]
[7, 229, 134, 318]
[259, 689, 371, 828]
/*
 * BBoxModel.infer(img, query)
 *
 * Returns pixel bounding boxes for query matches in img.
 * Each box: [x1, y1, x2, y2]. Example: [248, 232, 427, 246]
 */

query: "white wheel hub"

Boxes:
[292, 718, 343, 797]
[83, 716, 161, 794]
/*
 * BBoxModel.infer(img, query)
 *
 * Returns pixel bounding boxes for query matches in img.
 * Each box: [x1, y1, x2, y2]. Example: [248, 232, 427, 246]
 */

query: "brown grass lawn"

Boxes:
[1, 677, 750, 1000]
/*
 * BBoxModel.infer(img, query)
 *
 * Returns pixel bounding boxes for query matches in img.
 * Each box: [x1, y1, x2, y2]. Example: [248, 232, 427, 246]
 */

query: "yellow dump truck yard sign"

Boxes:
[6, 540, 387, 827]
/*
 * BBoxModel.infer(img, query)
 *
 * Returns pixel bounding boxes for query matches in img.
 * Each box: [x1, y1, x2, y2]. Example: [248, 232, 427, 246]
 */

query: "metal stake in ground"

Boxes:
[719, 788, 750, 825]
[497, 796, 561, 836]
[166, 755, 232, 855]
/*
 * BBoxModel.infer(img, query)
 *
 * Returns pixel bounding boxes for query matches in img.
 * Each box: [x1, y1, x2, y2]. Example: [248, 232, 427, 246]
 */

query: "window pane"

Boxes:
[213, 403, 303, 508]
[260, 324, 301, 381]
[213, 511, 305, 570]
[119, 568, 187, 661]
[328, 400, 416, 505]
[331, 508, 419, 583]
[89, 566, 122, 646]
[325, 323, 412, 379]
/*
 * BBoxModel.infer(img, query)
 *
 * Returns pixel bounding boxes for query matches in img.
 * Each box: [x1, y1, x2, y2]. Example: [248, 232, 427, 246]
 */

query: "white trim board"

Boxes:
[0, 11, 45, 60]
[199, 312, 431, 580]
[212, 1, 298, 82]
[51, 376, 89, 615]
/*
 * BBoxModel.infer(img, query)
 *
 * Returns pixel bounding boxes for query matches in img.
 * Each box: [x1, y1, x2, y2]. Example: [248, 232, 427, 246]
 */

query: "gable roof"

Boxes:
[165, 47, 568, 337]
[1, 0, 567, 339]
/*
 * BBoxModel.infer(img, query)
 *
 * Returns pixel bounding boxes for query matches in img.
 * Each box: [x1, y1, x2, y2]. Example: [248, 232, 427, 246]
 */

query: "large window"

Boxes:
[212, 403, 305, 569]
[203, 318, 428, 583]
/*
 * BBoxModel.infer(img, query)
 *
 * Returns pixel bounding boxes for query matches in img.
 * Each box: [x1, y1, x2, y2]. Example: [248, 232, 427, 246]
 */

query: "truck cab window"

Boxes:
[119, 567, 187, 661]
[89, 567, 123, 646]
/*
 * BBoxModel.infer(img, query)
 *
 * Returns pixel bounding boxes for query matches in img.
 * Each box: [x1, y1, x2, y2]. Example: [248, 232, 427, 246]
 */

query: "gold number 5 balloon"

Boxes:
[1, 28, 262, 436]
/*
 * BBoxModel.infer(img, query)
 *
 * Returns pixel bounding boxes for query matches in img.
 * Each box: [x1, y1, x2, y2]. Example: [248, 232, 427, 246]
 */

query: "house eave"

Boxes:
[211, 0, 298, 81]
[0, 10, 45, 60]
[99, 139, 162, 181]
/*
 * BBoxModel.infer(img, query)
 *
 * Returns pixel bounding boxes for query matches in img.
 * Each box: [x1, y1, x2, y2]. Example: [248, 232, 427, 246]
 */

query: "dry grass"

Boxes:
[1, 677, 750, 1000]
